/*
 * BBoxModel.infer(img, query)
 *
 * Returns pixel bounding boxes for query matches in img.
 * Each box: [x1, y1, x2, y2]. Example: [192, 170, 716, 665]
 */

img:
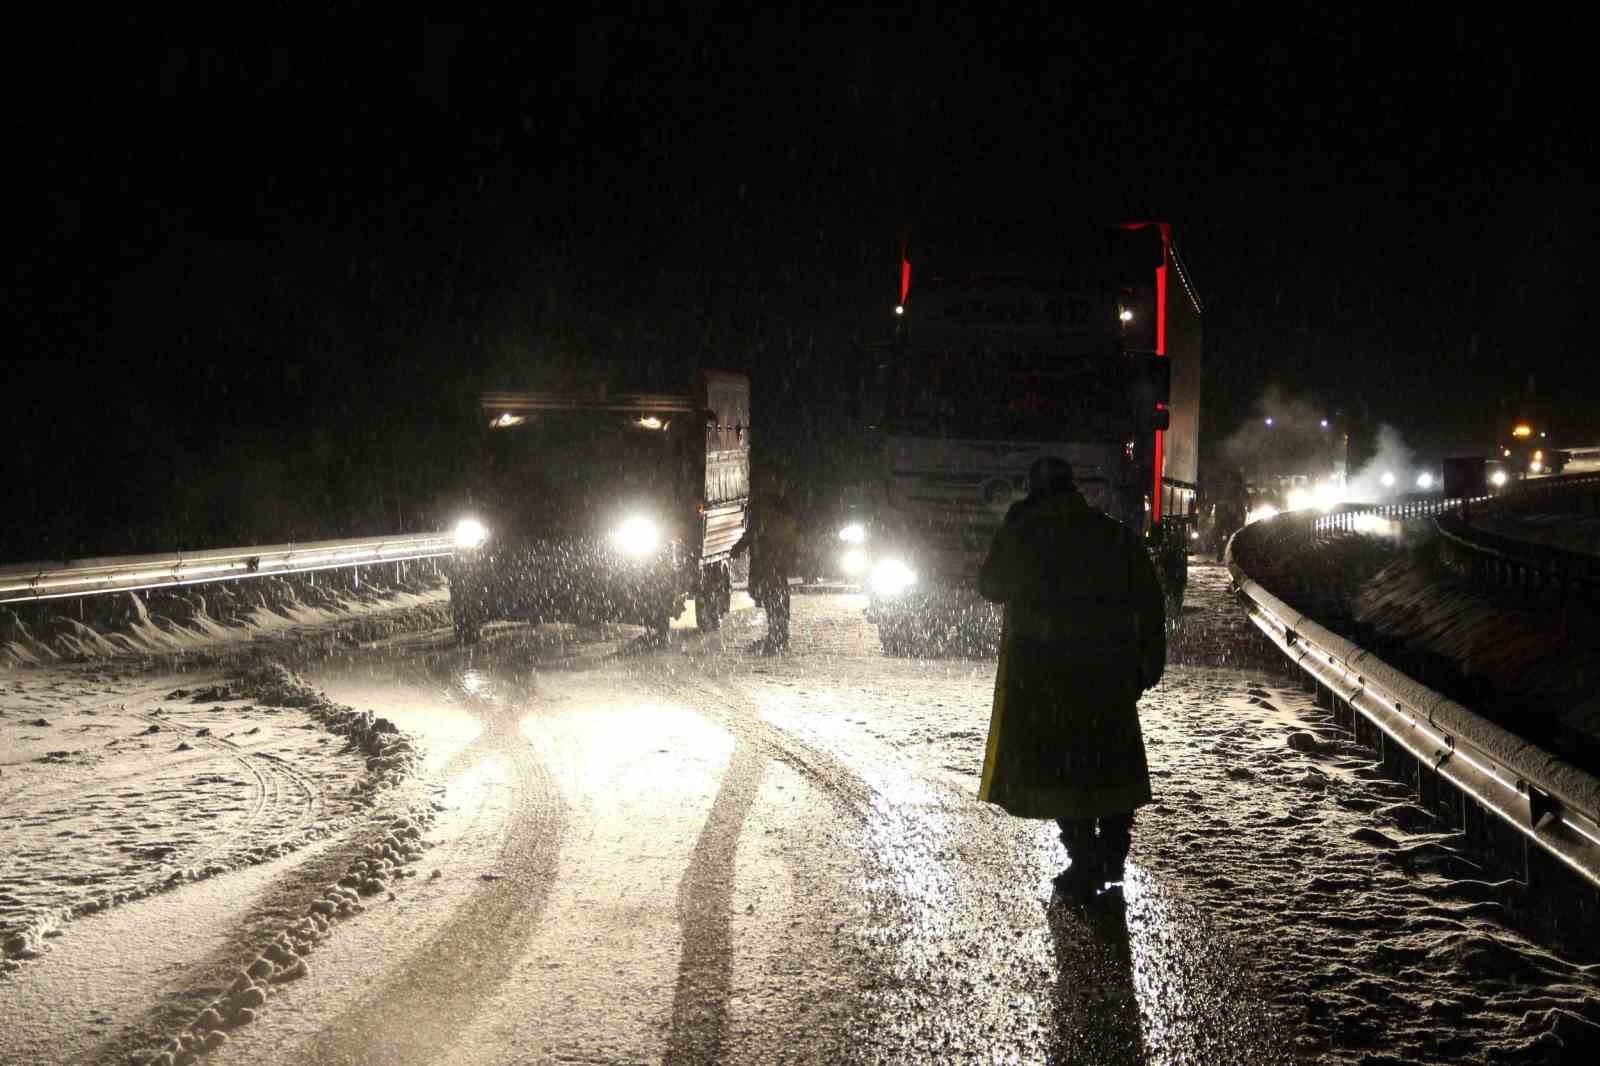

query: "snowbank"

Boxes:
[0, 664, 426, 984]
[1, 574, 449, 667]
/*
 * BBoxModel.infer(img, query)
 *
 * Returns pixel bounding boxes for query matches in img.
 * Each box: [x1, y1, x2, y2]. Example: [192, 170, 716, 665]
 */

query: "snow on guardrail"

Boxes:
[0, 533, 455, 606]
[1226, 513, 1600, 890]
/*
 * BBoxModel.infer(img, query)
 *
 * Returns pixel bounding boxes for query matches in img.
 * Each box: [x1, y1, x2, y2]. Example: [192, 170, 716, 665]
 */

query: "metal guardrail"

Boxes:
[1228, 515, 1600, 890]
[1435, 515, 1600, 603]
[1312, 494, 1472, 532]
[1309, 472, 1600, 602]
[0, 533, 454, 606]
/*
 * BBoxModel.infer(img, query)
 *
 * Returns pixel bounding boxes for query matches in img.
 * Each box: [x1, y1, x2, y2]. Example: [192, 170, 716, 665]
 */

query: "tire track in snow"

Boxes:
[1, 694, 340, 963]
[289, 665, 565, 1066]
[646, 665, 903, 1062]
[684, 610, 1303, 1063]
[661, 705, 766, 1065]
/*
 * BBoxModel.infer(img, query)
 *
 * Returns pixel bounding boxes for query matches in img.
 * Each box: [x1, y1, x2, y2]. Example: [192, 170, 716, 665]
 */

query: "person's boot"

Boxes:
[1053, 818, 1101, 899]
[1093, 814, 1133, 902]
[1052, 859, 1100, 901]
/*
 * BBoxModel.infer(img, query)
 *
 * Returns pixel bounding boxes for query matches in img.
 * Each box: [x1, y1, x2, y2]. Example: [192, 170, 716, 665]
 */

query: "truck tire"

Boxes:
[1161, 545, 1188, 614]
[878, 621, 914, 657]
[452, 596, 482, 646]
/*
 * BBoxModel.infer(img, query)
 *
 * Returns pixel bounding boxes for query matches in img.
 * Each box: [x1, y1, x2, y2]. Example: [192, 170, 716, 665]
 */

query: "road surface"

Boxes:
[4, 565, 1597, 1064]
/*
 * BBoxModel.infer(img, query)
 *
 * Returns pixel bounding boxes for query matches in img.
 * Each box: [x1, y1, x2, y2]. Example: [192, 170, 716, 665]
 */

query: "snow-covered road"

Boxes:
[3, 565, 1598, 1064]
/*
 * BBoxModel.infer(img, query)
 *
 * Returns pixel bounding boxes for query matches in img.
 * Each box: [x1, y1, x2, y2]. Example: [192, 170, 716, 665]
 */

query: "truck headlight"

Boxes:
[454, 518, 489, 550]
[612, 515, 659, 557]
[838, 523, 866, 544]
[841, 548, 868, 576]
[869, 557, 916, 597]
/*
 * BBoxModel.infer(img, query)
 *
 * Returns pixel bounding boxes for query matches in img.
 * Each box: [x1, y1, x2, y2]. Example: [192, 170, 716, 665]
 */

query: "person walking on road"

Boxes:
[976, 456, 1167, 900]
[731, 476, 801, 654]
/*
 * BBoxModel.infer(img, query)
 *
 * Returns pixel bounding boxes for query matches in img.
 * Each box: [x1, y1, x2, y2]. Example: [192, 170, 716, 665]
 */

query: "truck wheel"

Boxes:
[452, 597, 482, 646]
[879, 623, 913, 657]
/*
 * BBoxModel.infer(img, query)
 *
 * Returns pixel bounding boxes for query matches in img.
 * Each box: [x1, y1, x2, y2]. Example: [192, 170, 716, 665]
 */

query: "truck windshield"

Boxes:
[886, 347, 1131, 442]
[475, 411, 693, 534]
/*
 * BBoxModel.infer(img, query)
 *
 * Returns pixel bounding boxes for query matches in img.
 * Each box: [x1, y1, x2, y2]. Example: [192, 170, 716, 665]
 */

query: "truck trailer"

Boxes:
[853, 224, 1202, 656]
[446, 370, 750, 643]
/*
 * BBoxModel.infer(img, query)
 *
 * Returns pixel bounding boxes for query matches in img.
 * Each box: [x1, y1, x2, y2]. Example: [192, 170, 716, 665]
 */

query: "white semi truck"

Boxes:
[851, 224, 1203, 655]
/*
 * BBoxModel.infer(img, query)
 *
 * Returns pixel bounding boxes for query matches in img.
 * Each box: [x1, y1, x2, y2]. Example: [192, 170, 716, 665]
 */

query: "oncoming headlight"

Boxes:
[838, 523, 866, 544]
[841, 547, 868, 576]
[611, 515, 659, 557]
[869, 557, 917, 597]
[454, 518, 488, 550]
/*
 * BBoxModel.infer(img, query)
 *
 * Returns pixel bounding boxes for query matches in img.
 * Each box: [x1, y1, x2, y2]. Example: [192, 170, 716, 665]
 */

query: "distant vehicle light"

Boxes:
[1533, 450, 1543, 461]
[1491, 470, 1509, 487]
[1416, 472, 1434, 490]
[1503, 449, 1512, 457]
[1264, 417, 1274, 427]
[1189, 529, 1200, 541]
[637, 416, 664, 430]
[894, 304, 905, 316]
[1312, 482, 1342, 511]
[1119, 308, 1134, 323]
[869, 557, 917, 597]
[490, 413, 525, 429]
[1246, 504, 1279, 525]
[1286, 487, 1313, 512]
[1380, 471, 1396, 488]
[838, 523, 866, 544]
[611, 515, 659, 557]
[1320, 419, 1329, 429]
[841, 548, 868, 576]
[1530, 460, 1544, 473]
[453, 518, 488, 550]
[1512, 424, 1533, 439]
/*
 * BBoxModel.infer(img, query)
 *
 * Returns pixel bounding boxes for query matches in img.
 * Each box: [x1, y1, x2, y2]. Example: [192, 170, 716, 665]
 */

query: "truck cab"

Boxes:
[853, 224, 1202, 655]
[446, 370, 749, 643]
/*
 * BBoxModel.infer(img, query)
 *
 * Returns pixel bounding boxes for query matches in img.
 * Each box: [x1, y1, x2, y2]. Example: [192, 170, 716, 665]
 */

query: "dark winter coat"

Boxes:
[976, 485, 1166, 819]
[732, 493, 800, 601]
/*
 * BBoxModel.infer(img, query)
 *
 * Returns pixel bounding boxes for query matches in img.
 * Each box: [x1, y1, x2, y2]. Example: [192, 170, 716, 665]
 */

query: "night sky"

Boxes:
[7, 7, 1592, 560]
